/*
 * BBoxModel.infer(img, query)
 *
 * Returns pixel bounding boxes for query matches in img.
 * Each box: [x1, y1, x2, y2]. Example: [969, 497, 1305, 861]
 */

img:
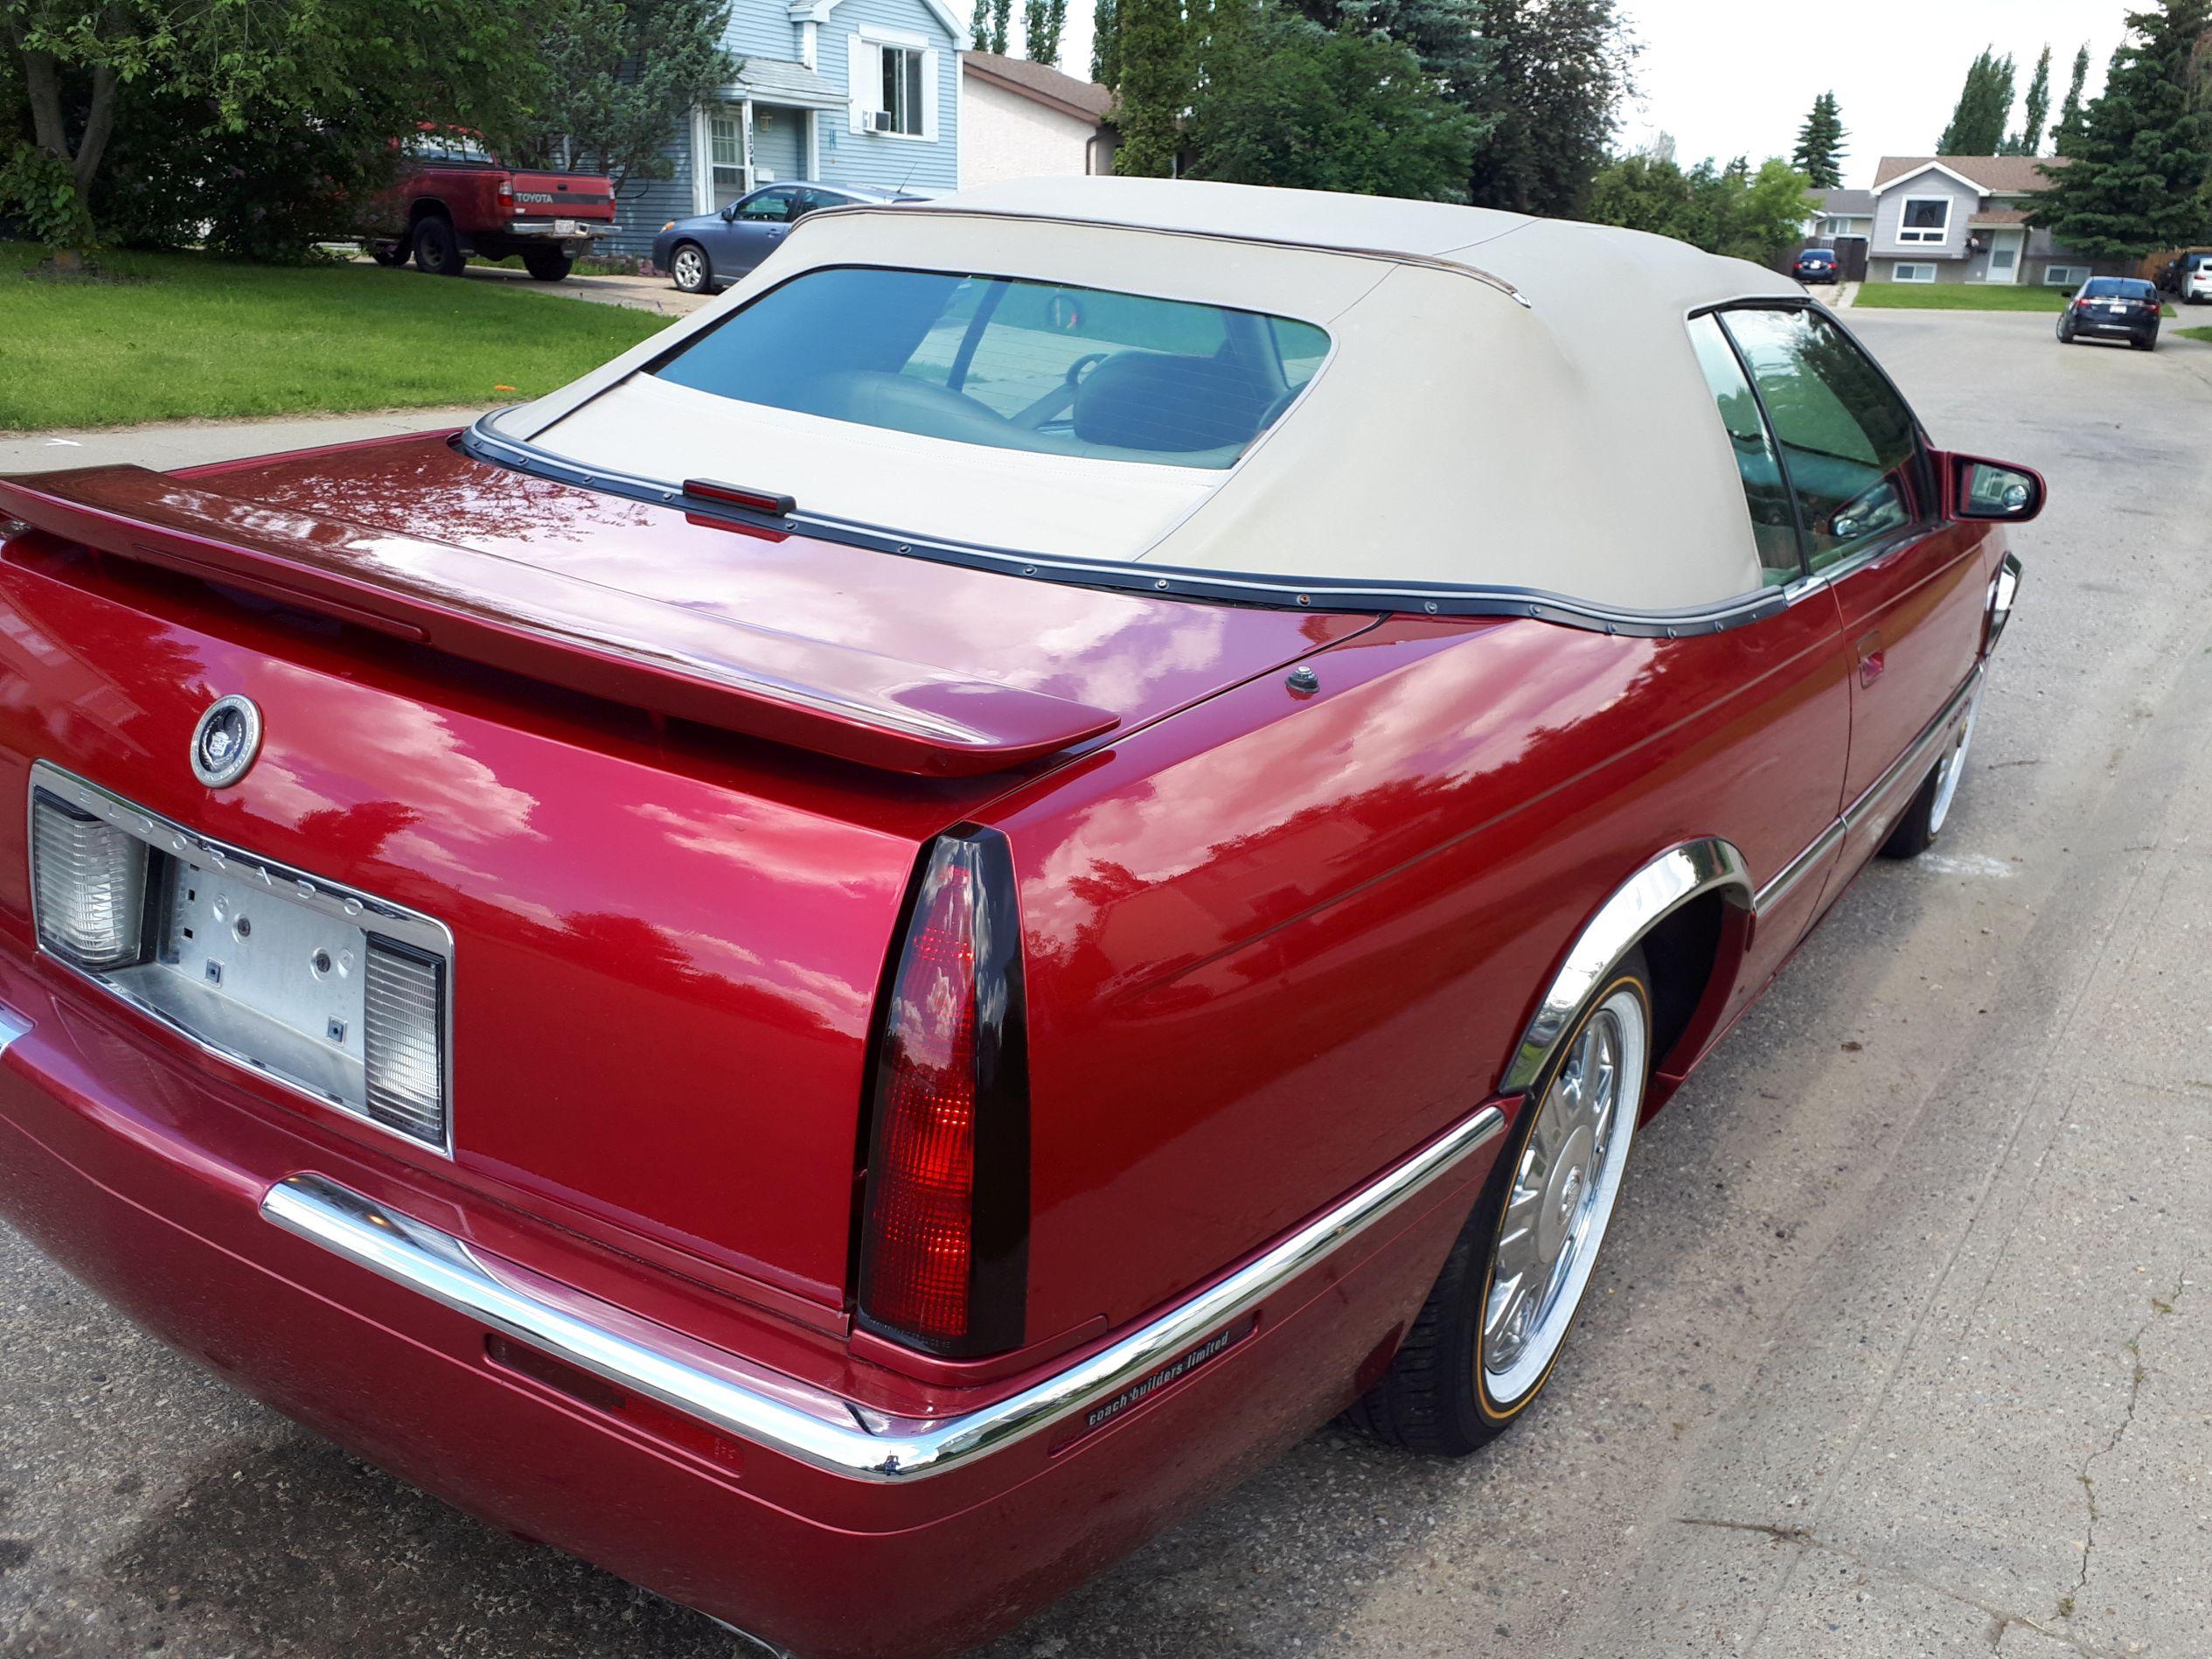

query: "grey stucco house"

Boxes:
[603, 0, 970, 257]
[1866, 156, 2131, 289]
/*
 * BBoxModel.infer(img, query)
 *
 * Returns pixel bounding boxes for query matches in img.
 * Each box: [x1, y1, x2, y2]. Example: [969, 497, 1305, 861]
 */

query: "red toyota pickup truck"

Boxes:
[365, 129, 617, 282]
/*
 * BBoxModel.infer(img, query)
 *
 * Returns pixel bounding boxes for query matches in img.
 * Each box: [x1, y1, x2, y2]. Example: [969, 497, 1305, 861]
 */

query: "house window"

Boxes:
[2044, 264, 2089, 287]
[880, 45, 925, 136]
[708, 111, 748, 209]
[1892, 263, 1937, 283]
[1896, 198, 1951, 244]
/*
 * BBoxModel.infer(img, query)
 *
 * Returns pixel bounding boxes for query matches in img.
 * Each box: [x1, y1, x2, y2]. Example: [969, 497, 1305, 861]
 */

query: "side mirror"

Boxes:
[1947, 454, 2046, 523]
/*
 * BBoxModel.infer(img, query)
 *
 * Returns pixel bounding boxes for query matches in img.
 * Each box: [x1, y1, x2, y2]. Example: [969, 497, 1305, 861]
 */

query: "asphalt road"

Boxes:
[3, 310, 2210, 1659]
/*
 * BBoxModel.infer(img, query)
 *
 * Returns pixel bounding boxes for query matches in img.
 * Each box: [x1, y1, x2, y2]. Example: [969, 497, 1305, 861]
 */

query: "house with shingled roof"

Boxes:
[603, 0, 970, 258]
[1868, 156, 2132, 289]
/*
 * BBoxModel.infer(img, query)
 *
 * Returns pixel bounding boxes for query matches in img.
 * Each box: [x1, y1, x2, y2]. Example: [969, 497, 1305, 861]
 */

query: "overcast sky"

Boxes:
[1614, 0, 2125, 183]
[1033, 2, 2130, 189]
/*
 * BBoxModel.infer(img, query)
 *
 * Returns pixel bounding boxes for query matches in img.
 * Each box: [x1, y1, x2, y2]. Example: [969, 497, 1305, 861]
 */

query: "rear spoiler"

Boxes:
[0, 465, 1118, 777]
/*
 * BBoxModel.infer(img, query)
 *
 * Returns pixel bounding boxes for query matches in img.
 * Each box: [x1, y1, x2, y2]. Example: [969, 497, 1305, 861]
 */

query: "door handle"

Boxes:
[1856, 631, 1885, 687]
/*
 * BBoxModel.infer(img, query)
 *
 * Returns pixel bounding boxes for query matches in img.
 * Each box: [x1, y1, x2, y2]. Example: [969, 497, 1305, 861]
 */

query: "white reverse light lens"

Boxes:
[363, 939, 446, 1146]
[31, 793, 148, 969]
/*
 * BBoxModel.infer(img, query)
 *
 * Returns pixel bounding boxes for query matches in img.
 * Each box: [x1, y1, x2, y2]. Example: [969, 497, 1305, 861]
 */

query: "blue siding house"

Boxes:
[606, 0, 970, 257]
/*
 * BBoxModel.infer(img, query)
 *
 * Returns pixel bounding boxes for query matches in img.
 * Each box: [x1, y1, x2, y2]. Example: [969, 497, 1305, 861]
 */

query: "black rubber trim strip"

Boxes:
[456, 419, 1788, 638]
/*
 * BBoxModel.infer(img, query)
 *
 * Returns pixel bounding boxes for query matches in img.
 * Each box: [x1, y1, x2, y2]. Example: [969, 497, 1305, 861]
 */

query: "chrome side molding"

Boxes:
[261, 1099, 1506, 1483]
[1500, 838, 1754, 1095]
[0, 1004, 28, 1055]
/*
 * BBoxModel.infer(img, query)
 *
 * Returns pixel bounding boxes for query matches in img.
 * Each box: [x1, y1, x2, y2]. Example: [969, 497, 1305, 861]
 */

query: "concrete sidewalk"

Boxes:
[0, 406, 486, 475]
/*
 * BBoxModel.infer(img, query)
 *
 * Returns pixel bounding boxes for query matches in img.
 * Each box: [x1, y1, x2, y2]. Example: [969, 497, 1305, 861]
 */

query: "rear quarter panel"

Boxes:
[994, 606, 1854, 1344]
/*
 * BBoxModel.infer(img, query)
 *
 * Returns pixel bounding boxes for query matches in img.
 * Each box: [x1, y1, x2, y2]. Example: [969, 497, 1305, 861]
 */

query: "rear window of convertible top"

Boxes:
[650, 267, 1332, 471]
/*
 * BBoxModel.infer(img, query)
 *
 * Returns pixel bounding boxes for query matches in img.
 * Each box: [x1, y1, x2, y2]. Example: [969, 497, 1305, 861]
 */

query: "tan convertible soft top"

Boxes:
[490, 177, 1806, 616]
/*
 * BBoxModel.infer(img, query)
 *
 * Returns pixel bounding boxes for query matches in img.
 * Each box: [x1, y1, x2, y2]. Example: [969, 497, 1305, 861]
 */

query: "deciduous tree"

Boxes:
[3, 0, 547, 252]
[1462, 0, 1636, 218]
[1937, 46, 2014, 154]
[1185, 0, 1478, 199]
[1092, 0, 1120, 84]
[1023, 0, 1068, 65]
[1588, 148, 1812, 265]
[2004, 45, 2051, 155]
[2052, 41, 2092, 155]
[1109, 0, 1186, 173]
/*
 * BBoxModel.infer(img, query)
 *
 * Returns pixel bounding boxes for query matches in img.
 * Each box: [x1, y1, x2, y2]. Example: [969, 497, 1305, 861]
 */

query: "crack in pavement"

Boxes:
[1673, 1517, 2138, 1659]
[2069, 1272, 2193, 1609]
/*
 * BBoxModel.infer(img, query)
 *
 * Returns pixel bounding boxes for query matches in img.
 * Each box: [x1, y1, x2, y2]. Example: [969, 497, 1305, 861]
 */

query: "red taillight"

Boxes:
[858, 829, 1029, 1356]
[497, 180, 514, 211]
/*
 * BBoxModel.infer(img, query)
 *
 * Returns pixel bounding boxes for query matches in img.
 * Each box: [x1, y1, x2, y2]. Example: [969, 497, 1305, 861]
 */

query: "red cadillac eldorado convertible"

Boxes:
[0, 178, 2033, 1657]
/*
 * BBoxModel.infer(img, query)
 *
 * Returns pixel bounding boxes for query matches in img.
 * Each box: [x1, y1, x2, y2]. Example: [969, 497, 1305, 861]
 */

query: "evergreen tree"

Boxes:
[1111, 0, 1186, 174]
[1093, 0, 1122, 85]
[2053, 42, 2092, 155]
[2034, 0, 2212, 259]
[1463, 0, 1638, 217]
[1937, 47, 2015, 153]
[979, 0, 1012, 53]
[1791, 91, 1846, 187]
[2005, 45, 2051, 154]
[1023, 0, 1068, 63]
[1297, 0, 1490, 101]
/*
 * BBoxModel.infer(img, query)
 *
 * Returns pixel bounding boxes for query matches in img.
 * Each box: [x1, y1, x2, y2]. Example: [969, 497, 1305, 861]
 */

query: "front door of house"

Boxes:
[1987, 229, 2024, 285]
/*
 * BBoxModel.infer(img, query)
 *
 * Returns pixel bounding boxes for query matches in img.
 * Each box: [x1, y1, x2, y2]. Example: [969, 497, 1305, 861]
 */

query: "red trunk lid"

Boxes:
[0, 433, 1369, 1317]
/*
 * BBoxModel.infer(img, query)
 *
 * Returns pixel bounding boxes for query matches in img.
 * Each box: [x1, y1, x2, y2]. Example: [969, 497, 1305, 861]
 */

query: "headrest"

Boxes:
[1071, 351, 1272, 455]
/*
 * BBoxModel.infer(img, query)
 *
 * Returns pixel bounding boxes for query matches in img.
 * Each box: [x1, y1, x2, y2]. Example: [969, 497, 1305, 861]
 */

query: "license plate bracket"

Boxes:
[27, 762, 454, 1152]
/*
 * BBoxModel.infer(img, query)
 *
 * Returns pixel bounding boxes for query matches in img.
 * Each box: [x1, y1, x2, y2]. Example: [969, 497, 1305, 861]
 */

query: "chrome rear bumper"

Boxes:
[261, 1100, 1505, 1483]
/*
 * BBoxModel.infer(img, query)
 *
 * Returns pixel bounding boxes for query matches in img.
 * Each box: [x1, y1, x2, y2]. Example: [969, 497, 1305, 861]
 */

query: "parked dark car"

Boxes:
[1792, 247, 1840, 284]
[2057, 276, 2162, 351]
[654, 183, 931, 294]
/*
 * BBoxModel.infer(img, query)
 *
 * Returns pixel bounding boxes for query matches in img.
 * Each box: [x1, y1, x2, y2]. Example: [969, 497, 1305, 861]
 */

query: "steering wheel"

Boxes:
[1011, 352, 1112, 431]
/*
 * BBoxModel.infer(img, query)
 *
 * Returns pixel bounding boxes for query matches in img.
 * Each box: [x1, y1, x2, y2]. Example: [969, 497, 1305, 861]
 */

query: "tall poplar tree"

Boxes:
[2053, 42, 2092, 154]
[2005, 45, 2051, 154]
[1022, 0, 1068, 63]
[1792, 91, 1846, 187]
[978, 0, 1012, 53]
[1110, 0, 1186, 174]
[2034, 0, 2212, 259]
[1092, 0, 1121, 84]
[1937, 47, 2015, 153]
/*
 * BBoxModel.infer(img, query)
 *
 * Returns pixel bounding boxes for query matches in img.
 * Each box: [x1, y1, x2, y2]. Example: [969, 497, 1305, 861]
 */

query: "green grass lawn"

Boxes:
[0, 242, 668, 432]
[2180, 325, 2212, 345]
[1854, 280, 2174, 317]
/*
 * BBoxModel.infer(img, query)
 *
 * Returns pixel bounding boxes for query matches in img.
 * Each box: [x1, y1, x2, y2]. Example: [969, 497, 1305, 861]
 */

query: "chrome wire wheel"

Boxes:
[1926, 688, 1981, 838]
[1480, 981, 1648, 1408]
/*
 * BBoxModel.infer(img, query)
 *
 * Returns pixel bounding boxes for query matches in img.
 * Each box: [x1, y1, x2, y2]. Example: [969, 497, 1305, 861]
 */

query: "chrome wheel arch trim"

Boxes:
[260, 1098, 1506, 1484]
[1500, 838, 1754, 1096]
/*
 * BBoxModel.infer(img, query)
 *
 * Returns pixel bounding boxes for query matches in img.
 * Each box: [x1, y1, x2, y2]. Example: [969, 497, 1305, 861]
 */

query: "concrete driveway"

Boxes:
[2, 309, 2209, 1658]
[353, 254, 712, 317]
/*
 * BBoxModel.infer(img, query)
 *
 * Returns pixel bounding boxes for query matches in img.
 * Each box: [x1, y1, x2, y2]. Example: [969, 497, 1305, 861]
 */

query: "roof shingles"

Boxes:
[1873, 155, 2071, 194]
[962, 51, 1115, 122]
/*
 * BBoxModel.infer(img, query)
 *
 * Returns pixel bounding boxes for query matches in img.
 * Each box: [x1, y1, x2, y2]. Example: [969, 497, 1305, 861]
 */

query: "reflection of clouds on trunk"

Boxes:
[214, 433, 1354, 728]
[1021, 621, 1652, 976]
